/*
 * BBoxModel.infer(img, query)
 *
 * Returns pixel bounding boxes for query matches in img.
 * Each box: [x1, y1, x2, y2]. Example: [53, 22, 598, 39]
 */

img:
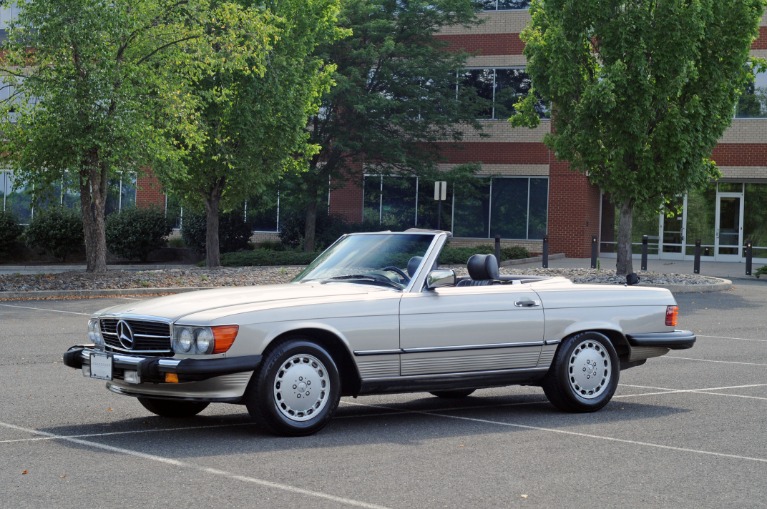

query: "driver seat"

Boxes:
[457, 254, 498, 286]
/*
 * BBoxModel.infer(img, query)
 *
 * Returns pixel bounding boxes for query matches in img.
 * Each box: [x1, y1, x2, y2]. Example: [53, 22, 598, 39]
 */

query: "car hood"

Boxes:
[94, 282, 396, 322]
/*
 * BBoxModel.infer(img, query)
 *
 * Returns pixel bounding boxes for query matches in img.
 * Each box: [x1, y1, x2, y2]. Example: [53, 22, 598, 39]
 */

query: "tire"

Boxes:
[542, 331, 619, 413]
[137, 397, 209, 418]
[429, 389, 476, 399]
[245, 339, 341, 437]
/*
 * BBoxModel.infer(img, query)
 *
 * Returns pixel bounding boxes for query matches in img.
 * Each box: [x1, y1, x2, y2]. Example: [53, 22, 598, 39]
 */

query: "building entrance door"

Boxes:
[715, 193, 744, 261]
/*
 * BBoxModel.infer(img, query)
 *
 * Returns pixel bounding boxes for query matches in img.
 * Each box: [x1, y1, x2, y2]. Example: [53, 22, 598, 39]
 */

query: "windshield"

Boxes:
[293, 232, 438, 290]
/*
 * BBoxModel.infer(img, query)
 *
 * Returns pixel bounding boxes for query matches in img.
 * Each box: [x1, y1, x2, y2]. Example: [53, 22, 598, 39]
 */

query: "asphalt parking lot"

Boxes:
[1, 282, 765, 508]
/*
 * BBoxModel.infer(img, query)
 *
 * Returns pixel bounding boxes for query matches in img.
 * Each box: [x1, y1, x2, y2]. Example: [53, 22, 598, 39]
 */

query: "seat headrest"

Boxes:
[407, 256, 423, 277]
[466, 254, 499, 281]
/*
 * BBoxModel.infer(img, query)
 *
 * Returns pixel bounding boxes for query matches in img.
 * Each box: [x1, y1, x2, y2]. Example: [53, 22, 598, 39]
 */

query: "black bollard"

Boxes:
[641, 235, 648, 271]
[694, 240, 701, 274]
[590, 235, 598, 269]
[494, 235, 501, 265]
[746, 239, 753, 276]
[542, 235, 549, 268]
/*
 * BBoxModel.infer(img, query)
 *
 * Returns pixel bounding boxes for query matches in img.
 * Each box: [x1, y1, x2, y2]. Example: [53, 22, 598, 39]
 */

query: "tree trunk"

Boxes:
[80, 163, 108, 273]
[615, 199, 635, 276]
[205, 195, 221, 268]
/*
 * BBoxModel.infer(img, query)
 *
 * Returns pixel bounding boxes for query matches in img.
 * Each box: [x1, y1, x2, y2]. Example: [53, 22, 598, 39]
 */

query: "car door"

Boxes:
[398, 285, 545, 376]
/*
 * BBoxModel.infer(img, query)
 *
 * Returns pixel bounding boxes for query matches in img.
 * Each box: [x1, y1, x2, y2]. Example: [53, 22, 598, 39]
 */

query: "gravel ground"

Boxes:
[0, 265, 723, 293]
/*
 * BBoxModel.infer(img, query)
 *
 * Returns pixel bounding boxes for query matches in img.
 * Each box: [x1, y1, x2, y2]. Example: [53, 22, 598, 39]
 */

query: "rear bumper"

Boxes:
[626, 330, 696, 350]
[63, 345, 261, 383]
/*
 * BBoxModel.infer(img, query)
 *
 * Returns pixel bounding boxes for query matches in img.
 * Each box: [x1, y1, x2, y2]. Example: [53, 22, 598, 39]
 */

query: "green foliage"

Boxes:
[182, 212, 254, 254]
[105, 208, 173, 262]
[279, 209, 404, 251]
[220, 249, 319, 267]
[25, 208, 84, 262]
[439, 244, 530, 265]
[755, 265, 767, 278]
[0, 0, 280, 272]
[0, 210, 24, 261]
[511, 0, 765, 273]
[286, 0, 485, 251]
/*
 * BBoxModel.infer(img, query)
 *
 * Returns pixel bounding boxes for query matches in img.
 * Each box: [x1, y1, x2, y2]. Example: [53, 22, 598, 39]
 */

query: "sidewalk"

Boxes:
[505, 254, 761, 281]
[0, 256, 760, 280]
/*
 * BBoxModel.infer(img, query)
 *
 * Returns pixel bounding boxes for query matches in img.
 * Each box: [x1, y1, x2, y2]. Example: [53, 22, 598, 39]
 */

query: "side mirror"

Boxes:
[425, 269, 456, 290]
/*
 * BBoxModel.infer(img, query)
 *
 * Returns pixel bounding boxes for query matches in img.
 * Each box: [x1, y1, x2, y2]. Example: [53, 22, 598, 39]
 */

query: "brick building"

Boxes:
[3, 3, 767, 263]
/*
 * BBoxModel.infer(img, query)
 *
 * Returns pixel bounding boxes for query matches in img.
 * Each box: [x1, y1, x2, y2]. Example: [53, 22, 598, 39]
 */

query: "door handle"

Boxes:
[515, 299, 541, 308]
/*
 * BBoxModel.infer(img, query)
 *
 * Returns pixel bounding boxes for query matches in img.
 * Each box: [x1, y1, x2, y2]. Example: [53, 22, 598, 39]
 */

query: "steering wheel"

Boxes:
[381, 266, 410, 284]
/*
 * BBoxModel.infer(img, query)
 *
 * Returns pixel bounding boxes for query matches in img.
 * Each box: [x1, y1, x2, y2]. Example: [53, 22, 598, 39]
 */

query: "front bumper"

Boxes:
[626, 330, 696, 350]
[63, 345, 262, 383]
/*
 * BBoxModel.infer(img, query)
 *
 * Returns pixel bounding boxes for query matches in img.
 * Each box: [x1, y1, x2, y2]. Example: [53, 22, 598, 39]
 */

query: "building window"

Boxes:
[364, 175, 548, 240]
[480, 0, 531, 10]
[736, 69, 767, 118]
[459, 67, 548, 120]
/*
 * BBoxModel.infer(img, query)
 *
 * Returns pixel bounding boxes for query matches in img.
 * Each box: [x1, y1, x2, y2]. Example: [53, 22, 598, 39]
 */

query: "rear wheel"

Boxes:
[246, 339, 341, 437]
[429, 389, 476, 399]
[137, 397, 209, 418]
[542, 331, 619, 413]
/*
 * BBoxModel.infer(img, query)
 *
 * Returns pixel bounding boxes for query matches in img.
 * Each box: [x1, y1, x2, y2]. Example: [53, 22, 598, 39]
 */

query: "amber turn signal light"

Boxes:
[165, 373, 179, 383]
[212, 325, 239, 354]
[665, 306, 678, 327]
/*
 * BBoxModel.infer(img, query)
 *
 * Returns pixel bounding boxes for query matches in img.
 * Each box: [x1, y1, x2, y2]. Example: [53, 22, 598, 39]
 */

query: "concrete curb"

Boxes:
[641, 278, 732, 294]
[0, 287, 212, 301]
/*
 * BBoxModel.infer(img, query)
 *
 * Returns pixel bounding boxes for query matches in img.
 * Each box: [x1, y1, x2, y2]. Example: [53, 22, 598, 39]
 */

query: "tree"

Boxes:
[511, 0, 765, 275]
[0, 0, 274, 272]
[154, 0, 344, 267]
[293, 0, 486, 252]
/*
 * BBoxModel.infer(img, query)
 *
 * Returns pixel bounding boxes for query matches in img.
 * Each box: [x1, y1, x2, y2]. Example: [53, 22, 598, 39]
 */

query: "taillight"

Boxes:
[666, 306, 678, 327]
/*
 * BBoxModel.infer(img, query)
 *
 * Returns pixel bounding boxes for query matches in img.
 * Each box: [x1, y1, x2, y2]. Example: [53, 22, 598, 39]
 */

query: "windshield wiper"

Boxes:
[321, 274, 403, 290]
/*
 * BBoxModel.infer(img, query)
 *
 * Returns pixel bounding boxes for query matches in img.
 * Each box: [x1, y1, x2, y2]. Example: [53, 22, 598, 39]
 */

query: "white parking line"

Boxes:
[0, 303, 91, 316]
[342, 401, 767, 465]
[618, 383, 767, 401]
[698, 335, 767, 343]
[0, 420, 391, 509]
[662, 356, 767, 367]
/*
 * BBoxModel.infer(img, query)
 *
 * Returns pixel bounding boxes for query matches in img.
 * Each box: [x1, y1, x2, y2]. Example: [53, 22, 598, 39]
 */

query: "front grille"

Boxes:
[100, 318, 172, 354]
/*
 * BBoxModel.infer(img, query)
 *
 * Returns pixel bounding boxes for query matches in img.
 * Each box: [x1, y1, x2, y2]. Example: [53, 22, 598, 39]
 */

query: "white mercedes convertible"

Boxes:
[64, 230, 695, 436]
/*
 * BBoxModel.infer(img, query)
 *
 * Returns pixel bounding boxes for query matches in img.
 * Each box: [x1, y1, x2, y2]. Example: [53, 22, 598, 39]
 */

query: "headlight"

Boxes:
[88, 318, 105, 347]
[172, 325, 238, 355]
[176, 328, 194, 353]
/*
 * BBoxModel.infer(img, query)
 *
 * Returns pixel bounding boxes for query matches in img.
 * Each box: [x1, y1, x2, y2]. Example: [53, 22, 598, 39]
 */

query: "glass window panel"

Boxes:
[453, 178, 490, 237]
[717, 182, 743, 193]
[493, 69, 532, 119]
[736, 69, 767, 118]
[381, 176, 416, 229]
[498, 0, 531, 9]
[685, 185, 716, 256]
[479, 0, 497, 10]
[460, 69, 494, 119]
[661, 197, 684, 254]
[416, 179, 453, 230]
[120, 174, 136, 210]
[363, 175, 382, 224]
[104, 179, 121, 216]
[490, 177, 528, 238]
[744, 183, 767, 253]
[528, 178, 548, 239]
[166, 193, 183, 230]
[4, 172, 32, 223]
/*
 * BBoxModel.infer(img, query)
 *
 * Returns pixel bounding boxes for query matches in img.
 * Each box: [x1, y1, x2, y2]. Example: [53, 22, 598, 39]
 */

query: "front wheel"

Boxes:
[137, 397, 209, 418]
[542, 331, 619, 413]
[246, 339, 341, 437]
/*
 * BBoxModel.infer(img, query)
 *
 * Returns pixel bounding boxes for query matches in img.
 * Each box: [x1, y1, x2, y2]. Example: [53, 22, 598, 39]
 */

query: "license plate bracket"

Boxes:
[90, 352, 113, 380]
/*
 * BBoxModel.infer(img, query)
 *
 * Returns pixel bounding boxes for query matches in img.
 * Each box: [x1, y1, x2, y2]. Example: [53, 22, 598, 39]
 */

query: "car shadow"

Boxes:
[40, 391, 690, 458]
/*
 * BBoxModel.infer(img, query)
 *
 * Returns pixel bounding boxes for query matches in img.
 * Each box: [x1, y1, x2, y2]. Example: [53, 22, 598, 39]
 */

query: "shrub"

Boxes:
[106, 207, 173, 261]
[182, 211, 254, 254]
[439, 243, 530, 265]
[220, 248, 319, 267]
[279, 209, 398, 251]
[0, 210, 23, 261]
[756, 265, 767, 278]
[25, 207, 84, 261]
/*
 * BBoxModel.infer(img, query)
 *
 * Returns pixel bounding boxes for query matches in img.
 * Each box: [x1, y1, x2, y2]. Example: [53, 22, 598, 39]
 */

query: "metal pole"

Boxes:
[746, 239, 753, 276]
[437, 199, 442, 230]
[494, 235, 501, 265]
[641, 235, 648, 271]
[694, 240, 701, 274]
[590, 235, 598, 269]
[542, 235, 549, 268]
